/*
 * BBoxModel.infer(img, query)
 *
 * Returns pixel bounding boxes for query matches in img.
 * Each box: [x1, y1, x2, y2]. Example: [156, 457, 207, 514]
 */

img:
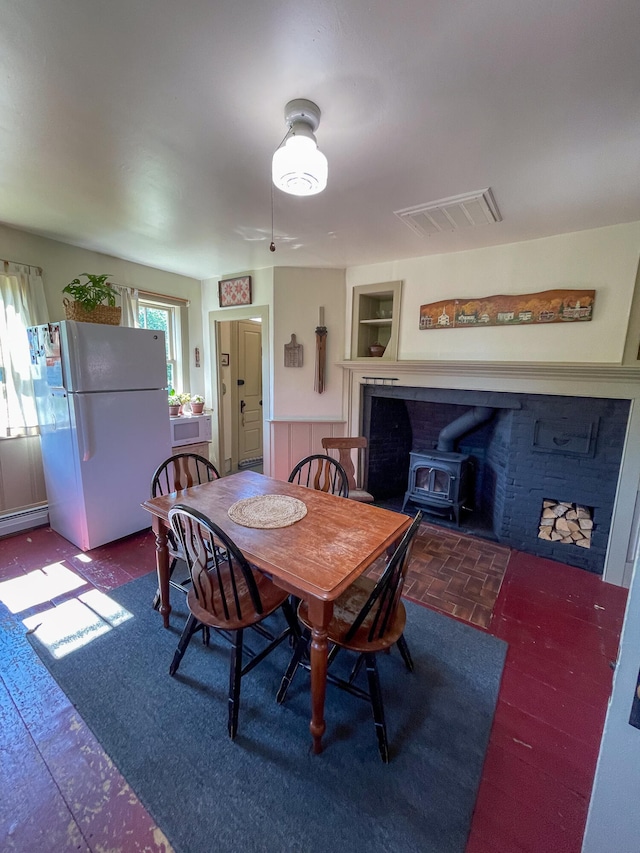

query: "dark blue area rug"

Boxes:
[30, 572, 507, 853]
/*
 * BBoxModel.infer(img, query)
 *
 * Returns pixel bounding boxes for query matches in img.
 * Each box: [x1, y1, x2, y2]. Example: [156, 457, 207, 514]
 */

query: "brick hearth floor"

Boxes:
[0, 522, 628, 852]
[388, 520, 510, 628]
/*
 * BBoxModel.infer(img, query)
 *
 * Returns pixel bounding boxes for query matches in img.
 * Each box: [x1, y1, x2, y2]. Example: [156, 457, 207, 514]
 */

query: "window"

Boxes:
[137, 298, 182, 391]
[0, 264, 47, 437]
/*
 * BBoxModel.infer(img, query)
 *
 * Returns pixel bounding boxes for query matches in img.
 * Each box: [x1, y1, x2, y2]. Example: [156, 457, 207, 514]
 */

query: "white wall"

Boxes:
[0, 222, 204, 395]
[272, 267, 345, 420]
[201, 266, 346, 475]
[347, 222, 640, 363]
[582, 547, 640, 852]
[0, 223, 205, 516]
[201, 267, 274, 419]
[201, 267, 346, 419]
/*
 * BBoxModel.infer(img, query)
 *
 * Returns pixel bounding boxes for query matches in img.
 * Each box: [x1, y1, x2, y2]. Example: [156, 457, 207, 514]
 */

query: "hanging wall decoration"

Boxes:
[419, 289, 595, 330]
[314, 307, 327, 393]
[284, 334, 303, 367]
[218, 276, 252, 307]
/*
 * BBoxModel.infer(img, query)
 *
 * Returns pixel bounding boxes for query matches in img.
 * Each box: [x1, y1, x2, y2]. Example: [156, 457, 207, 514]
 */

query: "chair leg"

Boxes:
[276, 630, 309, 704]
[327, 643, 342, 667]
[348, 653, 365, 684]
[282, 598, 301, 641]
[169, 613, 199, 676]
[365, 654, 389, 763]
[396, 634, 414, 673]
[287, 595, 301, 644]
[228, 629, 244, 740]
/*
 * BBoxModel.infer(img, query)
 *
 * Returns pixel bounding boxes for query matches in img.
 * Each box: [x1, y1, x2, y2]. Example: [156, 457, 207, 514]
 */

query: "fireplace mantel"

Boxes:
[339, 359, 640, 588]
[338, 360, 640, 390]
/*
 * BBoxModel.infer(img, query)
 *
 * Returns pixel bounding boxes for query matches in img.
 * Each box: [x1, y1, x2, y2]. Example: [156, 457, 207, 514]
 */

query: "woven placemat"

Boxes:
[227, 494, 308, 529]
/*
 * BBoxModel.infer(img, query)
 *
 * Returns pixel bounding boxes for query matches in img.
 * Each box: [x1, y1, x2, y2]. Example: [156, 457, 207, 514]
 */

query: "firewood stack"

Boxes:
[538, 500, 593, 548]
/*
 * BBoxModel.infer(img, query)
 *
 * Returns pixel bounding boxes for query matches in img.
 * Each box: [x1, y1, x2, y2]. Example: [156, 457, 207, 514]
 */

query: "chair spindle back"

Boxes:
[288, 454, 349, 498]
[151, 453, 220, 498]
[345, 511, 423, 644]
[169, 505, 263, 620]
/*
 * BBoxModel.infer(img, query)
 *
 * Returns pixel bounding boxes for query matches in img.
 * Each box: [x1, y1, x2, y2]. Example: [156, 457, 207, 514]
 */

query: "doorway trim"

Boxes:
[208, 305, 270, 476]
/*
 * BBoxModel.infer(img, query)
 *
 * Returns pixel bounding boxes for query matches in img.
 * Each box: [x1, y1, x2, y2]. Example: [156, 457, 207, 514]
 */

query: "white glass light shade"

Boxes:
[272, 133, 328, 196]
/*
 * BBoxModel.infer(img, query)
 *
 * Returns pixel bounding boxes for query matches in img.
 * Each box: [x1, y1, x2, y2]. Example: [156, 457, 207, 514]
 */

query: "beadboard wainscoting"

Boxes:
[0, 435, 48, 534]
[267, 420, 346, 482]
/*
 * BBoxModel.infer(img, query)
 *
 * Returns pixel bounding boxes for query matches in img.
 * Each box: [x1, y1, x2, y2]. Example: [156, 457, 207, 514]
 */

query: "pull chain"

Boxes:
[270, 180, 276, 252]
[269, 128, 290, 254]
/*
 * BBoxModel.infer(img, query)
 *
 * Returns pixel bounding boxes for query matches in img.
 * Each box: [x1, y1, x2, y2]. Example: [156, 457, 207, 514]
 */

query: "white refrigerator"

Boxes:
[28, 320, 172, 551]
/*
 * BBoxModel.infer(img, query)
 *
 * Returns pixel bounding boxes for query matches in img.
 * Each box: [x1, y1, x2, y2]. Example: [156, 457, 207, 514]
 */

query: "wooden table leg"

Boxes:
[152, 516, 171, 628]
[306, 597, 333, 755]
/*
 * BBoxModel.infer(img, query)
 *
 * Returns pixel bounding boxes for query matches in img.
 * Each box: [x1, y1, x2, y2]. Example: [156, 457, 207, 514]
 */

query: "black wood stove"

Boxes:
[401, 450, 471, 525]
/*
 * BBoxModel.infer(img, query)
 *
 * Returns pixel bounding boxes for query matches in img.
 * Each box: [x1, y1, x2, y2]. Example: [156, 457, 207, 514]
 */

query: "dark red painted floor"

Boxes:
[0, 525, 628, 852]
[466, 551, 627, 853]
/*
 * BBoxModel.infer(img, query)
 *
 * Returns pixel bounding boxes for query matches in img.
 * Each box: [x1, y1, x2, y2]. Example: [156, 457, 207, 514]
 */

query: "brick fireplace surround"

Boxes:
[339, 360, 640, 587]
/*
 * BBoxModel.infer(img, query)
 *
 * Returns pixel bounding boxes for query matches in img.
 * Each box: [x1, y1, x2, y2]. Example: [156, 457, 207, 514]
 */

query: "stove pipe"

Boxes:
[436, 406, 495, 452]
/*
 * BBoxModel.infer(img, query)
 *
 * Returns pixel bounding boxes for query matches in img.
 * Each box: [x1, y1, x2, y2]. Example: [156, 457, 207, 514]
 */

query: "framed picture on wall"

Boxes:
[220, 352, 230, 367]
[218, 276, 252, 307]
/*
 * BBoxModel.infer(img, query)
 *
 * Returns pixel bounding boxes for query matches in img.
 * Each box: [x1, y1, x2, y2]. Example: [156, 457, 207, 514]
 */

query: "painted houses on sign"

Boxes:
[419, 289, 595, 330]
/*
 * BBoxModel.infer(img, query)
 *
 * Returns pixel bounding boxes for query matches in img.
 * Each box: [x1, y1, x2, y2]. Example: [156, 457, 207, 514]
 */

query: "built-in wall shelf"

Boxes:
[351, 280, 402, 360]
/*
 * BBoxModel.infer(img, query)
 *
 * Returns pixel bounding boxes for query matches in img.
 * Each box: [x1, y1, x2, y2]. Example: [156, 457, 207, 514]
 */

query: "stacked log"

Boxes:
[538, 500, 593, 548]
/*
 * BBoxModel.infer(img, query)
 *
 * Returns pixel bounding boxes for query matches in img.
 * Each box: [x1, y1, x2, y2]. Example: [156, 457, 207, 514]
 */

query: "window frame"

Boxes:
[137, 297, 184, 392]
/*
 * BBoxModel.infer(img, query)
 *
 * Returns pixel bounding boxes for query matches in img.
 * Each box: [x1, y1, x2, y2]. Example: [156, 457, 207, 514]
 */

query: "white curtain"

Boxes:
[112, 284, 139, 328]
[0, 262, 49, 437]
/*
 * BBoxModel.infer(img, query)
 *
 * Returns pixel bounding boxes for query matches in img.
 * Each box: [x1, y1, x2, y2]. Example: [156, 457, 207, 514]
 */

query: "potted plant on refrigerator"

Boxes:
[190, 395, 205, 414]
[62, 273, 121, 325]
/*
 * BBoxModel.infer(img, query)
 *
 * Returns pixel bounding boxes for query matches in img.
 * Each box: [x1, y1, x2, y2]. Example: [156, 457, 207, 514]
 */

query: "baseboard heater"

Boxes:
[0, 505, 49, 537]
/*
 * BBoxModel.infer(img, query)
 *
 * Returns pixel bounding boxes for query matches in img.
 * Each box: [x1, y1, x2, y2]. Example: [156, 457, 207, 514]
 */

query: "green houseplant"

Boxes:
[62, 273, 122, 325]
[168, 390, 181, 416]
[190, 394, 205, 414]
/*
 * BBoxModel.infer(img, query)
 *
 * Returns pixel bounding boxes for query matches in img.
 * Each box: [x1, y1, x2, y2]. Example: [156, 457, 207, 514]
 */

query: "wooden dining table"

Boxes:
[141, 469, 411, 754]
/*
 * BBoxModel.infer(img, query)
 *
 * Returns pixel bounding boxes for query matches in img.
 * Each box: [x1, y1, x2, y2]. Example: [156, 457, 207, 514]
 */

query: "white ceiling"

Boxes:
[1, 0, 639, 280]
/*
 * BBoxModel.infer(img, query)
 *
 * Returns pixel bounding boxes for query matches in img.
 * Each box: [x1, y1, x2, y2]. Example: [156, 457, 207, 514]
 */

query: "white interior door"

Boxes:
[237, 320, 263, 466]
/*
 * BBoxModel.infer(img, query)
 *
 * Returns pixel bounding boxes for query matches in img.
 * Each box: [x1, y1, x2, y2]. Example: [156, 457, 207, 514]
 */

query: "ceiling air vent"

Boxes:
[395, 188, 502, 238]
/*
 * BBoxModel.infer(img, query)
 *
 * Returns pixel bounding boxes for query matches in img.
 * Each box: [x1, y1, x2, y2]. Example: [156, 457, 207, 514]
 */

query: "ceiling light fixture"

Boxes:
[272, 99, 327, 196]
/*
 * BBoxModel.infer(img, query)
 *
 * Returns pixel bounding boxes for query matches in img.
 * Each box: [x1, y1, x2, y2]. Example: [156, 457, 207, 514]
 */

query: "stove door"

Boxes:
[416, 465, 453, 499]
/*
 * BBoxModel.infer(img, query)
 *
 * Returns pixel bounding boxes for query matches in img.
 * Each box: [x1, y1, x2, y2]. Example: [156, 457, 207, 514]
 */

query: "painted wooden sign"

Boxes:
[419, 289, 595, 330]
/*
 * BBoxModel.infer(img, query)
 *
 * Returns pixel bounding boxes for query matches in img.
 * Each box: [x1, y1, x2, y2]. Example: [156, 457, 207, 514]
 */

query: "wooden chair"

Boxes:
[288, 454, 349, 498]
[277, 511, 423, 762]
[321, 437, 374, 503]
[150, 453, 221, 609]
[167, 504, 299, 739]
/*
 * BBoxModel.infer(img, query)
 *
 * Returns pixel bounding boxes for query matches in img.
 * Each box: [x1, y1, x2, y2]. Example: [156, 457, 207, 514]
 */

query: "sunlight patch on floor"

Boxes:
[0, 563, 87, 614]
[74, 552, 93, 563]
[22, 592, 133, 659]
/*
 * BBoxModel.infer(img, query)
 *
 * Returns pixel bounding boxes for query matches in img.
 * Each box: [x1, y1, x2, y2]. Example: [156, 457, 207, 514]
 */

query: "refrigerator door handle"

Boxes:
[76, 394, 93, 461]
